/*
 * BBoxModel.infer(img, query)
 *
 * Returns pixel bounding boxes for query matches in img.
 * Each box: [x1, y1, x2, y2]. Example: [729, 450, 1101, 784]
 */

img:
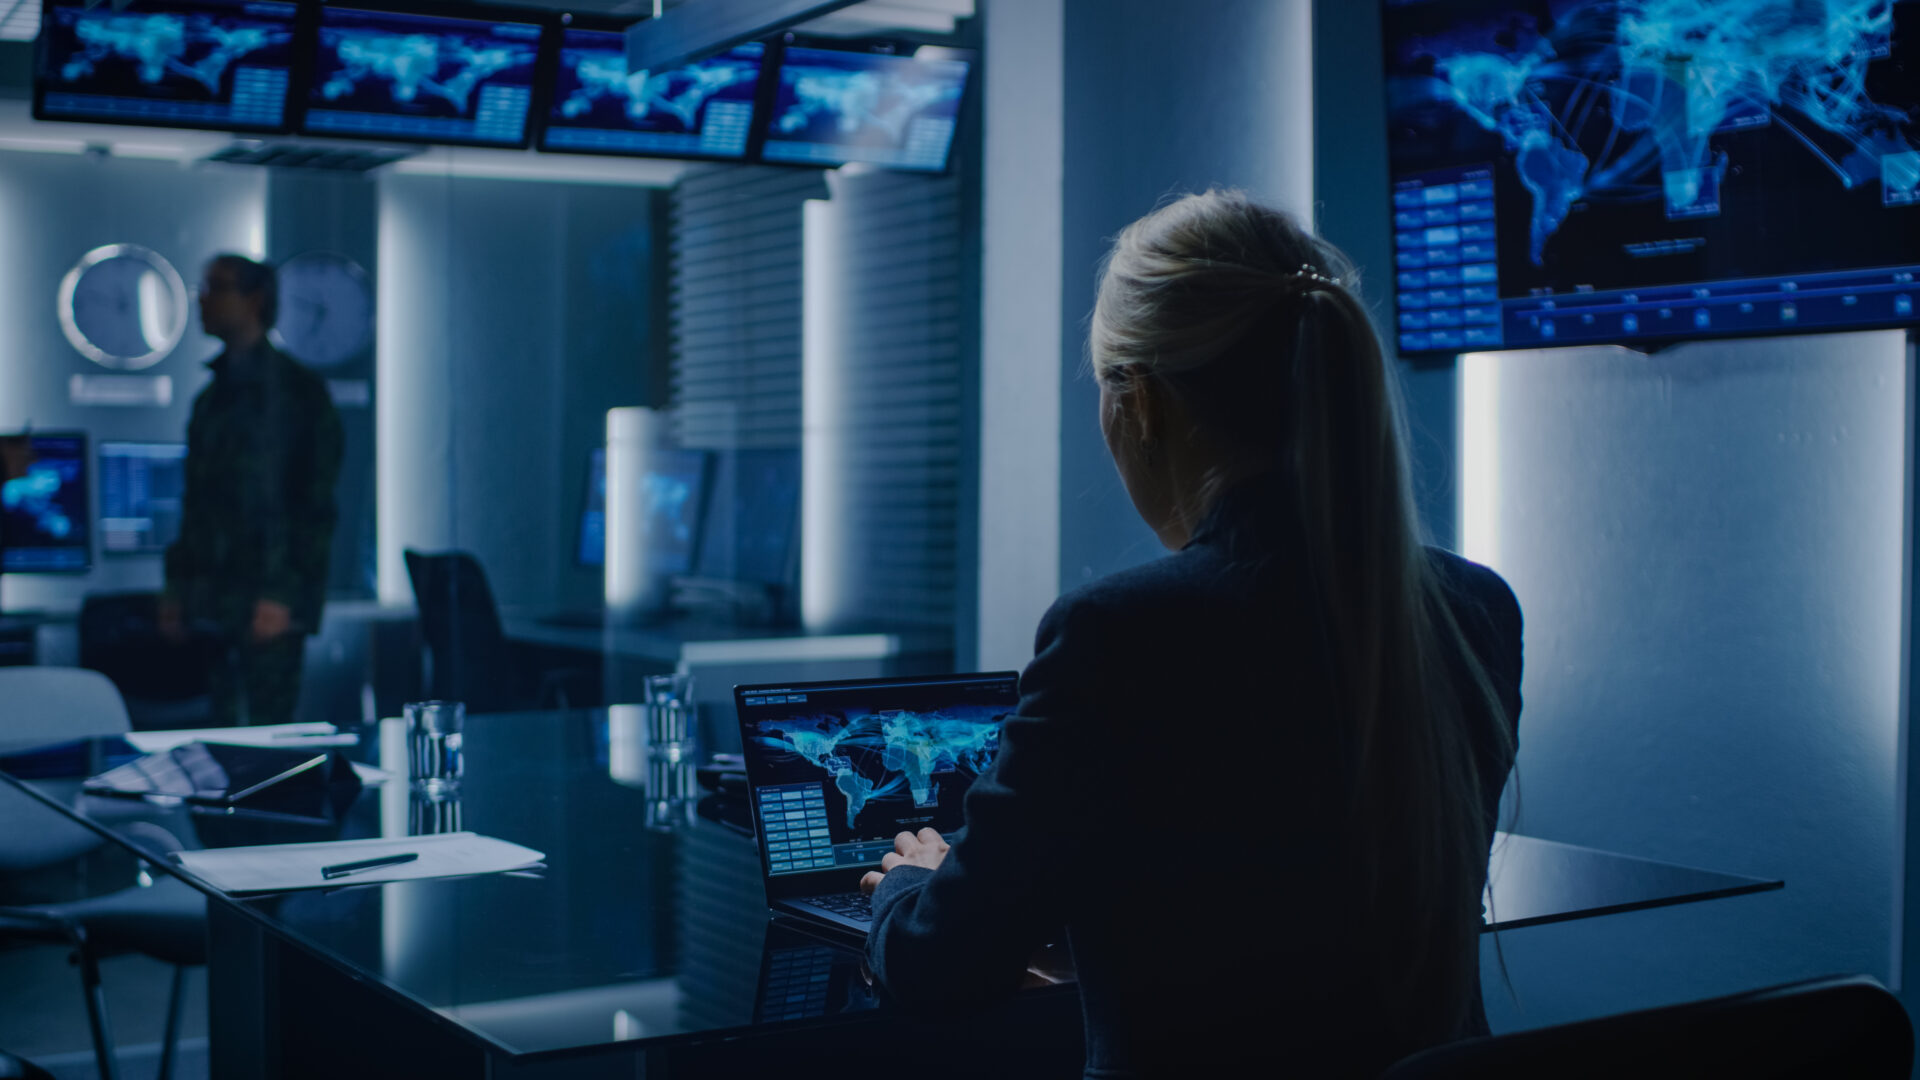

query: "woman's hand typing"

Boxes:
[859, 828, 950, 896]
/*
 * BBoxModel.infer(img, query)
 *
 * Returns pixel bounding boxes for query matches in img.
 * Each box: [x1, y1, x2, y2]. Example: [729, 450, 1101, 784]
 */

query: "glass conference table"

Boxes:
[0, 710, 1782, 1079]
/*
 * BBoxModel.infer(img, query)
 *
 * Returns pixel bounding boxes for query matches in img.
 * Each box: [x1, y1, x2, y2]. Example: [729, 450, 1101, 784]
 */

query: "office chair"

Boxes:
[0, 1048, 53, 1080]
[1379, 973, 1912, 1079]
[403, 549, 587, 713]
[77, 591, 219, 730]
[0, 667, 208, 1080]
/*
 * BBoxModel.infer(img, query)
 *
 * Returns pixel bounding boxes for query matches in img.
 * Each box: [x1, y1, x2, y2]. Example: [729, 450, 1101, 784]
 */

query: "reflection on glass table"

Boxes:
[0, 709, 1003, 1068]
[0, 708, 1780, 1077]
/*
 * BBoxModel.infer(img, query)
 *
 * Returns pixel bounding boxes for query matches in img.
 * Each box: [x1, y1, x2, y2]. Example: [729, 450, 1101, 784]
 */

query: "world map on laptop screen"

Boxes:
[739, 675, 1017, 876]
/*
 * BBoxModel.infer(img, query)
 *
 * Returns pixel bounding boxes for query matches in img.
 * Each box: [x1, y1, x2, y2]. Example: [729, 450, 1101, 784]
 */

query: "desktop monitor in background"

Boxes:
[1383, 0, 1920, 358]
[759, 39, 972, 172]
[637, 448, 709, 578]
[99, 442, 187, 555]
[592, 447, 709, 576]
[696, 448, 800, 588]
[299, 4, 546, 147]
[1, 433, 91, 573]
[541, 30, 767, 159]
[34, 0, 300, 133]
[577, 447, 607, 568]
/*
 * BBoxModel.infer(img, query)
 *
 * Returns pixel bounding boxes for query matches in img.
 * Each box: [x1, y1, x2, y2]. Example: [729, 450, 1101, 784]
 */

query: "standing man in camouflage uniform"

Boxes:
[160, 255, 343, 726]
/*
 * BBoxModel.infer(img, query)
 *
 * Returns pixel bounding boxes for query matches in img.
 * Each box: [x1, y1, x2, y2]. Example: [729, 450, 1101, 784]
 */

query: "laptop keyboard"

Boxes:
[807, 891, 874, 923]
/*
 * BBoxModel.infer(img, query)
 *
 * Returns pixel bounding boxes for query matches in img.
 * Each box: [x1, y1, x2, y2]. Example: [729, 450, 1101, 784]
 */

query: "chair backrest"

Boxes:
[0, 667, 132, 747]
[402, 549, 520, 708]
[1380, 974, 1912, 1079]
[0, 1046, 56, 1080]
[0, 668, 132, 871]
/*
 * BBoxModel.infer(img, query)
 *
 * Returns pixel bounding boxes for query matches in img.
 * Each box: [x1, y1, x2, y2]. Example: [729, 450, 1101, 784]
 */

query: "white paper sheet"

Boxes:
[126, 723, 359, 753]
[171, 833, 545, 895]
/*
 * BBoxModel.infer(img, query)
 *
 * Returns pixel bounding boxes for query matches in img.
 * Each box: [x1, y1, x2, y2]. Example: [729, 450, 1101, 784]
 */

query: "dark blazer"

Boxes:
[867, 482, 1523, 1078]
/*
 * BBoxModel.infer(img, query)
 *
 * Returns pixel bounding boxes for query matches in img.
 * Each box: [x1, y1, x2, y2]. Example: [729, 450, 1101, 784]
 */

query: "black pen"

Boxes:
[320, 852, 419, 879]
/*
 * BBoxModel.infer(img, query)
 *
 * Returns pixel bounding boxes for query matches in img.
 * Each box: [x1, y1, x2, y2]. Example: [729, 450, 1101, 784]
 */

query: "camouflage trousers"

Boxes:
[209, 633, 306, 727]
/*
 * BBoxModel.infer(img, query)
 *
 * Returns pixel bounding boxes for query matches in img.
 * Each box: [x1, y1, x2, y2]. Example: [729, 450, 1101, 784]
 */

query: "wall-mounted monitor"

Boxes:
[299, 3, 547, 148]
[1384, 0, 1920, 358]
[759, 39, 971, 172]
[99, 441, 187, 555]
[540, 27, 768, 161]
[34, 0, 300, 133]
[2, 432, 92, 574]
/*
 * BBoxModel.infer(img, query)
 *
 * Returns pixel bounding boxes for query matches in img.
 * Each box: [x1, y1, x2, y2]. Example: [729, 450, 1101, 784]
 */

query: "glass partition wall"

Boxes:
[0, 118, 978, 739]
[0, 4, 983, 1065]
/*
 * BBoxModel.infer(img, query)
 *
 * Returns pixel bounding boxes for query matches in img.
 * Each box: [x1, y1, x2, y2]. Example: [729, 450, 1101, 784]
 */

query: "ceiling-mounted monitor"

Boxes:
[758, 38, 972, 173]
[1383, 0, 1920, 358]
[298, 3, 548, 148]
[540, 22, 770, 161]
[33, 0, 300, 133]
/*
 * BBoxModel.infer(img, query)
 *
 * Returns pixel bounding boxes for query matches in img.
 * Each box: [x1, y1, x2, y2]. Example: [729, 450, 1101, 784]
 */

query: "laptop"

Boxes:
[734, 671, 1021, 937]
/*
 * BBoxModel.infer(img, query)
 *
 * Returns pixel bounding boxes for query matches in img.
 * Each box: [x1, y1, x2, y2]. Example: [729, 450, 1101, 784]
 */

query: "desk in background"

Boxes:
[303, 602, 953, 747]
[0, 710, 1782, 1079]
[500, 609, 954, 751]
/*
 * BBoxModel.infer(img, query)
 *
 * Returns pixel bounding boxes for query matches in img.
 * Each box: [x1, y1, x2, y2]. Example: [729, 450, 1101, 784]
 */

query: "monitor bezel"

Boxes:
[1377, 0, 1920, 363]
[733, 670, 1022, 901]
[32, 0, 306, 136]
[1, 430, 93, 575]
[753, 32, 977, 176]
[292, 0, 558, 152]
[97, 439, 189, 557]
[534, 13, 784, 165]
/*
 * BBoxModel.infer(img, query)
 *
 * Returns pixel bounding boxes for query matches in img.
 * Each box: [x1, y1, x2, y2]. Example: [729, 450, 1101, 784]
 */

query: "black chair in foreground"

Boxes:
[0, 1048, 53, 1080]
[1381, 973, 1912, 1079]
[403, 549, 590, 713]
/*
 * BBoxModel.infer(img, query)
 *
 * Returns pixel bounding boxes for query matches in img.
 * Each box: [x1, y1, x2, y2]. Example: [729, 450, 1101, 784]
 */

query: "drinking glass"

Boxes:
[406, 700, 465, 795]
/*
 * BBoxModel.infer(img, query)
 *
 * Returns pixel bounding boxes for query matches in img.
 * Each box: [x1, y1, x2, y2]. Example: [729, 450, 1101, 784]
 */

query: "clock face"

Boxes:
[272, 252, 373, 369]
[57, 244, 189, 371]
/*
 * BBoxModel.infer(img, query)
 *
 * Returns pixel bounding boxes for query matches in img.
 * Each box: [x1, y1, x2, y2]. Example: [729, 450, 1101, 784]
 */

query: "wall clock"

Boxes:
[272, 251, 374, 369]
[57, 244, 190, 371]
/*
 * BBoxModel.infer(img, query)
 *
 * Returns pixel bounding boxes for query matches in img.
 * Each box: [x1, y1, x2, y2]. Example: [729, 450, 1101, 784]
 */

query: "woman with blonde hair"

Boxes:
[861, 189, 1522, 1077]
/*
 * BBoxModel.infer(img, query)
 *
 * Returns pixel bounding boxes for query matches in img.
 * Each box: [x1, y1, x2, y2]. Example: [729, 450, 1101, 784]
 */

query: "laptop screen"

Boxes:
[737, 672, 1019, 878]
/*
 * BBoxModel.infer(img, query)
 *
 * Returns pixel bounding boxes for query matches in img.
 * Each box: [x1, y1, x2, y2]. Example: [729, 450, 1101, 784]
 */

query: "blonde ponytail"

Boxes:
[1091, 189, 1514, 1042]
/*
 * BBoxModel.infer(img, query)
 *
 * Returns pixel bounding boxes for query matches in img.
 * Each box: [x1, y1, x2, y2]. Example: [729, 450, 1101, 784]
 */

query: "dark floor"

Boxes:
[0, 943, 208, 1080]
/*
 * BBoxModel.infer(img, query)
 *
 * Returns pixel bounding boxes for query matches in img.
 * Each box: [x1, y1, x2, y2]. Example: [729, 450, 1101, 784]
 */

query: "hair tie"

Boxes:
[1285, 264, 1343, 292]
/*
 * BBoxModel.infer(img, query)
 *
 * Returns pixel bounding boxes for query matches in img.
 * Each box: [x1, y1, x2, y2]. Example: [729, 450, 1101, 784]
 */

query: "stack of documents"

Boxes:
[173, 833, 546, 895]
[126, 722, 358, 753]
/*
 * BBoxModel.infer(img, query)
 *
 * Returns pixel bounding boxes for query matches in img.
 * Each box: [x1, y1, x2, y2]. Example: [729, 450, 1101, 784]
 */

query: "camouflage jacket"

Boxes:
[164, 341, 343, 634]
